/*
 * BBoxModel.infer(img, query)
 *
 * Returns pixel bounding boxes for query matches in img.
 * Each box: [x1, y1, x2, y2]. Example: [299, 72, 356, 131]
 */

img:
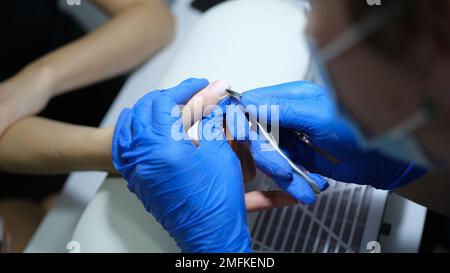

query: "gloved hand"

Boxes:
[235, 81, 427, 192]
[113, 78, 252, 253]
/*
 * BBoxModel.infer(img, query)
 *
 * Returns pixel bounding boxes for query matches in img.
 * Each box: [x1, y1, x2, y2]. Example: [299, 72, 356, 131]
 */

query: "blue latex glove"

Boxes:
[236, 81, 427, 192]
[112, 78, 252, 253]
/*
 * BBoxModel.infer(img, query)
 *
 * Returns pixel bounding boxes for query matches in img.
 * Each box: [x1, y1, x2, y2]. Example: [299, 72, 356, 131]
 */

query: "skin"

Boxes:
[307, 0, 450, 215]
[0, 0, 174, 136]
[0, 0, 173, 251]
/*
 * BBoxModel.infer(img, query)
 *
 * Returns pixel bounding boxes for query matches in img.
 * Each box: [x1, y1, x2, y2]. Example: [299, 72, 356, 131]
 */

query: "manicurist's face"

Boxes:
[306, 0, 426, 137]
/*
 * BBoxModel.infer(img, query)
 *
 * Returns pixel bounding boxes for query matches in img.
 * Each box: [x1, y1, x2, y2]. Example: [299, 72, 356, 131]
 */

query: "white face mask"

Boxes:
[306, 4, 436, 168]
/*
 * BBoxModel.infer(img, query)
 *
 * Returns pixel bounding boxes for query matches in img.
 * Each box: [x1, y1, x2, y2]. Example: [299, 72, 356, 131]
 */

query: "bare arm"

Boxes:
[0, 0, 174, 135]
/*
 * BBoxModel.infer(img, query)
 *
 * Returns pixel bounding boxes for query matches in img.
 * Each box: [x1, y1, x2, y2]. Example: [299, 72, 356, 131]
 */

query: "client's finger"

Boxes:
[245, 191, 299, 213]
[181, 80, 230, 130]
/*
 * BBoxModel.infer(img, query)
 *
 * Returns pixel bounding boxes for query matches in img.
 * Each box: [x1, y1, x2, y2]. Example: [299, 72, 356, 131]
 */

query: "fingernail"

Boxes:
[209, 80, 230, 97]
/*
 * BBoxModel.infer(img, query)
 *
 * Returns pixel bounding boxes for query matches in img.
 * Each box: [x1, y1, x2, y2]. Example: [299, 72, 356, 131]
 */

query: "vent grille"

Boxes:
[251, 180, 375, 253]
